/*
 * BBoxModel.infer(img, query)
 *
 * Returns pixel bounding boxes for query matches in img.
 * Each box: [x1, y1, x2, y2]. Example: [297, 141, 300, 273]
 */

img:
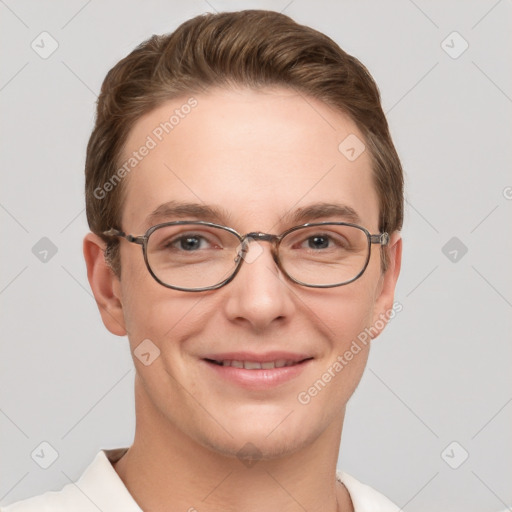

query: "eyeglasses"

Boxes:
[103, 221, 389, 292]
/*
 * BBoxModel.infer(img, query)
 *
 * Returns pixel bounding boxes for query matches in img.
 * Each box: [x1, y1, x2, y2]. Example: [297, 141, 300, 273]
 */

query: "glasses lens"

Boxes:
[146, 224, 241, 290]
[279, 224, 370, 286]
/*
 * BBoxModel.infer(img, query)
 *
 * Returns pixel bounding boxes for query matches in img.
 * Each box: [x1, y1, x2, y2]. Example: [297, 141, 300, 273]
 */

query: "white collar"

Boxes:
[75, 448, 142, 511]
[73, 448, 398, 512]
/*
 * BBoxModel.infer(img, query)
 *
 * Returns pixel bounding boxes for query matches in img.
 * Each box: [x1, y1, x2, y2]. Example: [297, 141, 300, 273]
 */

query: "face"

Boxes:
[92, 87, 400, 460]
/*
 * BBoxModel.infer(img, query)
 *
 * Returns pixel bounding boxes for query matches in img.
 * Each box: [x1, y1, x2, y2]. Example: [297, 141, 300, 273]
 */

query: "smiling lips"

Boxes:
[208, 359, 301, 369]
[202, 352, 313, 388]
[204, 351, 312, 368]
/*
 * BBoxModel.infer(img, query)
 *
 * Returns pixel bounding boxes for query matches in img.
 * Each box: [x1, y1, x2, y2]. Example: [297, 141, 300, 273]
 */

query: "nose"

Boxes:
[222, 238, 295, 332]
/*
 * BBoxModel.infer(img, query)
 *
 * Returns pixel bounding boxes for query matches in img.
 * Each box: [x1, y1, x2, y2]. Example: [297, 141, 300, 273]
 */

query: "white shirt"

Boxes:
[1, 448, 400, 512]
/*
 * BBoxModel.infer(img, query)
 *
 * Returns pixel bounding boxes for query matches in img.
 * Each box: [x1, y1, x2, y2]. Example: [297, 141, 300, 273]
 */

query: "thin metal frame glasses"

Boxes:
[103, 221, 390, 292]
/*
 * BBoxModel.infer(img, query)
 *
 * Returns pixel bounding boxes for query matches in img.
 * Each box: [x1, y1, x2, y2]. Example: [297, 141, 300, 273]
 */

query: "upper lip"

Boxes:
[202, 351, 313, 363]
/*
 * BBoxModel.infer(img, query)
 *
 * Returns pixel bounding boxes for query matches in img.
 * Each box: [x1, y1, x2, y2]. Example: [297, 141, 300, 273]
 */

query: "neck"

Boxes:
[113, 375, 353, 512]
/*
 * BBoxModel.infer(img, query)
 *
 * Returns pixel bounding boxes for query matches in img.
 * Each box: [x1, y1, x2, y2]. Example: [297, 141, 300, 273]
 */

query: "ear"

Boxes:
[370, 231, 402, 339]
[83, 232, 127, 336]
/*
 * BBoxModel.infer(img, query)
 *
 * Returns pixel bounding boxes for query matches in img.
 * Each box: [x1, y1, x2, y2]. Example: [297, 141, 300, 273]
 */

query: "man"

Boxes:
[2, 9, 403, 512]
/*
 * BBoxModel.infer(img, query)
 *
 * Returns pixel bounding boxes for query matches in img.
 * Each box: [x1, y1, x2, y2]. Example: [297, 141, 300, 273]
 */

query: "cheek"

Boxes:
[119, 263, 212, 365]
[122, 289, 203, 346]
[119, 250, 177, 341]
[310, 290, 375, 400]
[311, 281, 377, 345]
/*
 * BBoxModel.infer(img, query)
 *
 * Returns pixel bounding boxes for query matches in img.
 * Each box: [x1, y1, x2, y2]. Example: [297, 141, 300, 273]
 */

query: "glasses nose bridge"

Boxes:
[244, 231, 278, 242]
[242, 231, 281, 247]
[240, 231, 281, 259]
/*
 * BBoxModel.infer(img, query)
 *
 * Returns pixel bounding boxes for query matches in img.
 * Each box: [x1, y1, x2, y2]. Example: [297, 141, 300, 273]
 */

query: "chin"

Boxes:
[193, 414, 326, 463]
[200, 434, 310, 462]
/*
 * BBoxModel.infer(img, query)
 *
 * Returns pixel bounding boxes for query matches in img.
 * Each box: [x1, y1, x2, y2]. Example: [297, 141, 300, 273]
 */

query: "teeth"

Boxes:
[244, 361, 262, 369]
[214, 359, 297, 369]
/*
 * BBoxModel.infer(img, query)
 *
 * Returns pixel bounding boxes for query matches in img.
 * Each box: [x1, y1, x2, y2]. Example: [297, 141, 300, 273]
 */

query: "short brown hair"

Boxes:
[85, 9, 403, 276]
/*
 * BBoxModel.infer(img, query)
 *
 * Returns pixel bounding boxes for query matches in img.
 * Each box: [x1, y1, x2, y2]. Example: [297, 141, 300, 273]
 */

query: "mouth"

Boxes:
[204, 358, 311, 369]
[201, 352, 314, 389]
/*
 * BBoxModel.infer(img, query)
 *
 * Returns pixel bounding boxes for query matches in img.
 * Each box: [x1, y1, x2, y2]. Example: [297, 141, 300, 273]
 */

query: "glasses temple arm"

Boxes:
[369, 233, 390, 246]
[102, 228, 145, 244]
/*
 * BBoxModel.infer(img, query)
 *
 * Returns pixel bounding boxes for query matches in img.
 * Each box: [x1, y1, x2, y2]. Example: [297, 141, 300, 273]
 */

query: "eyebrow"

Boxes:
[144, 201, 232, 228]
[283, 203, 362, 226]
[143, 200, 362, 230]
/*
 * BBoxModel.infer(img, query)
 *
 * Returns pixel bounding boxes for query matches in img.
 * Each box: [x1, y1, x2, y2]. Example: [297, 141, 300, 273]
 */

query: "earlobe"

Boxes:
[83, 232, 127, 336]
[370, 231, 402, 339]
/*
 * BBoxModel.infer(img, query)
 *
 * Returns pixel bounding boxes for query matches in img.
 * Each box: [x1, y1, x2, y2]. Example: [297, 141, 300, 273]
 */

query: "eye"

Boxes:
[157, 231, 222, 252]
[304, 234, 331, 250]
[295, 232, 349, 251]
[170, 234, 210, 251]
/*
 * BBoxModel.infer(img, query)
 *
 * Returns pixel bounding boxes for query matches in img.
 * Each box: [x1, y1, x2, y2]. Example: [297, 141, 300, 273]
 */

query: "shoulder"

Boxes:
[0, 483, 93, 512]
[337, 470, 401, 512]
[0, 448, 140, 512]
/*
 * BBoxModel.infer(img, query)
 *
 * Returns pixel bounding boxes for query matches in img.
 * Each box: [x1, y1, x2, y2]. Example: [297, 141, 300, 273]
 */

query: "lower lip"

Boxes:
[202, 359, 312, 390]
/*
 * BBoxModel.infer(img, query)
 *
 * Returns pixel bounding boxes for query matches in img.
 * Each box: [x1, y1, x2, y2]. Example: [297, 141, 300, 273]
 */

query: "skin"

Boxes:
[83, 86, 402, 512]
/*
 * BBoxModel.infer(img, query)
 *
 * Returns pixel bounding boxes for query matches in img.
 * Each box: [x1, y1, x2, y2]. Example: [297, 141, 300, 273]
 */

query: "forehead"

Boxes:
[119, 87, 379, 233]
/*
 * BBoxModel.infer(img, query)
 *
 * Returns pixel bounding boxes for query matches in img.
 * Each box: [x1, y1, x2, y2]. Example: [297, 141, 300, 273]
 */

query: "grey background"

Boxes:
[1, 1, 511, 511]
